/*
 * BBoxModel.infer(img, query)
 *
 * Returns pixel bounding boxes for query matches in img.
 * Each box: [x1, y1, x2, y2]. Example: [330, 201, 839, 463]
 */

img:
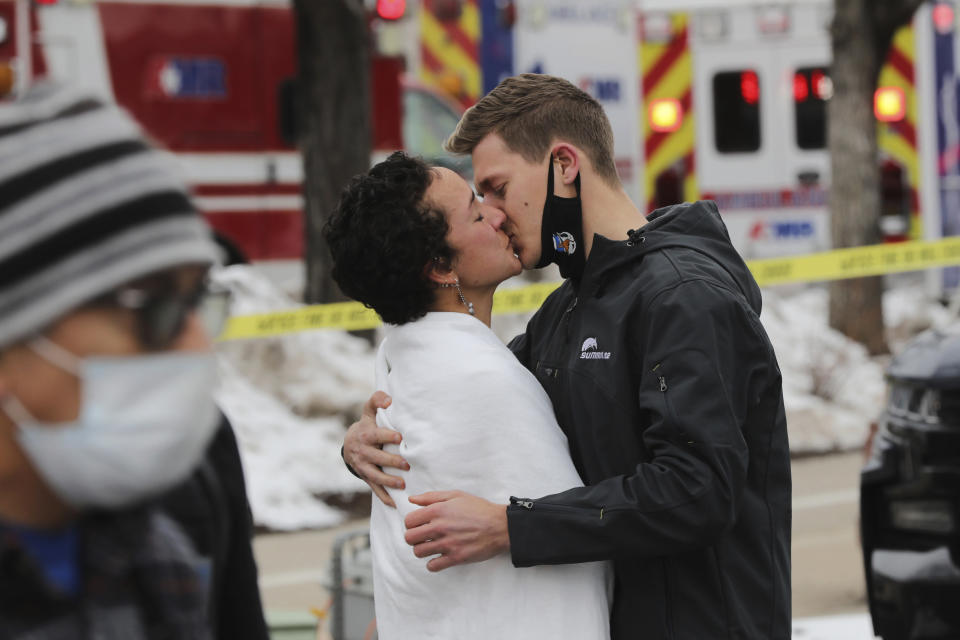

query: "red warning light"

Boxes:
[376, 0, 406, 20]
[811, 70, 830, 100]
[740, 70, 759, 105]
[934, 3, 955, 34]
[793, 73, 809, 102]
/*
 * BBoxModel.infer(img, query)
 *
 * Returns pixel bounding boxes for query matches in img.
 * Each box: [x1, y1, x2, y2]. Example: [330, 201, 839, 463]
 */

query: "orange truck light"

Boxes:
[875, 86, 906, 122]
[0, 63, 14, 98]
[649, 98, 683, 133]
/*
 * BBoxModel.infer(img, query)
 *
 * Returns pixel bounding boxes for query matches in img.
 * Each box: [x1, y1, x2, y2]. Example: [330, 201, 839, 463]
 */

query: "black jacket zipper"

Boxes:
[510, 497, 630, 520]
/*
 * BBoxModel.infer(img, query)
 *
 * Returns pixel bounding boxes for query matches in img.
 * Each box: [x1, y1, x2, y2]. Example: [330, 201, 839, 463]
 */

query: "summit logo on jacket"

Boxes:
[580, 337, 611, 360]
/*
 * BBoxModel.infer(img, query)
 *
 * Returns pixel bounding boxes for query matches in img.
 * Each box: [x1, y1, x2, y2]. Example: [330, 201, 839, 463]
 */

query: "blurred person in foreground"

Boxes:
[0, 84, 267, 640]
[324, 151, 610, 640]
[344, 74, 791, 639]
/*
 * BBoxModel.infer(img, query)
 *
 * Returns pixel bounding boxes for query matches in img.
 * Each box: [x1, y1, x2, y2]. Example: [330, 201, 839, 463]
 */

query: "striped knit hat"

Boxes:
[0, 83, 218, 348]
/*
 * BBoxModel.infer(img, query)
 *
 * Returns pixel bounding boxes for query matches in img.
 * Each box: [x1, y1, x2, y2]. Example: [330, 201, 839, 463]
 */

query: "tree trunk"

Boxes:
[293, 0, 370, 304]
[828, 0, 888, 355]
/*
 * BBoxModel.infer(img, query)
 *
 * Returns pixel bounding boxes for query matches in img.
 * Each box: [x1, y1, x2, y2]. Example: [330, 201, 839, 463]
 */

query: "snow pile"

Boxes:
[212, 266, 370, 530]
[761, 283, 958, 454]
[760, 288, 886, 453]
[883, 286, 955, 351]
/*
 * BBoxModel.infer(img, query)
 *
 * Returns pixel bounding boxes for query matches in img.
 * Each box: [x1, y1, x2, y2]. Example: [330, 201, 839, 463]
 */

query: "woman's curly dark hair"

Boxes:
[323, 152, 454, 325]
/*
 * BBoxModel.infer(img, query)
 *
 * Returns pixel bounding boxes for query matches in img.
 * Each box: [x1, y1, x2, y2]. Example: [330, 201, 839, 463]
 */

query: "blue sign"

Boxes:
[749, 219, 815, 241]
[934, 13, 960, 288]
[579, 77, 621, 103]
[480, 0, 514, 94]
[150, 57, 227, 100]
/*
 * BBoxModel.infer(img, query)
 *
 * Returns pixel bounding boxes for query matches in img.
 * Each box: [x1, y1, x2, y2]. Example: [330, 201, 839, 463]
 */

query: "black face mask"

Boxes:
[535, 158, 586, 280]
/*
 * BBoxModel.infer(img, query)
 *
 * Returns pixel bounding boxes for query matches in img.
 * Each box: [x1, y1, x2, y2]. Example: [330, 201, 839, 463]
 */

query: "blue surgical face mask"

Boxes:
[1, 336, 220, 510]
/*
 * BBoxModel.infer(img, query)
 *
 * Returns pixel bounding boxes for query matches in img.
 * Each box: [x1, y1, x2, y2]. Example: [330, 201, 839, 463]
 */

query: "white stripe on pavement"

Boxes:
[793, 489, 859, 511]
[259, 569, 328, 589]
[792, 612, 876, 639]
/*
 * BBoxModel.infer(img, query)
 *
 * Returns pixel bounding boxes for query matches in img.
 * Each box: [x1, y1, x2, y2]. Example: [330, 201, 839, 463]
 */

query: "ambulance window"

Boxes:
[713, 70, 761, 153]
[403, 88, 461, 160]
[403, 87, 473, 180]
[794, 67, 830, 150]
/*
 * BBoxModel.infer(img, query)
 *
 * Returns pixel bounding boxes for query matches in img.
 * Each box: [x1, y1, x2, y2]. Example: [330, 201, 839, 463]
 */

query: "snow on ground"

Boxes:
[212, 266, 956, 530]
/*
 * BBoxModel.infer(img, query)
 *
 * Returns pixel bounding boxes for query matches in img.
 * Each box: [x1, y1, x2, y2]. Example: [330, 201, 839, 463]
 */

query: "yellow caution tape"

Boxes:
[749, 236, 960, 287]
[217, 282, 561, 340]
[219, 300, 381, 339]
[218, 237, 960, 341]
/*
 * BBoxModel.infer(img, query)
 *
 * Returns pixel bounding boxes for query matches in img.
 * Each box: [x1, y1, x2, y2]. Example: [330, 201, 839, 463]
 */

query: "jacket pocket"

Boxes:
[651, 362, 697, 445]
[510, 496, 602, 518]
[652, 362, 677, 420]
[534, 360, 565, 415]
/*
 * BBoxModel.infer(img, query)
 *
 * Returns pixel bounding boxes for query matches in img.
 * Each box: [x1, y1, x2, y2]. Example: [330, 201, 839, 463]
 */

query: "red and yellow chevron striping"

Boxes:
[638, 13, 698, 213]
[420, 0, 481, 109]
[878, 23, 921, 239]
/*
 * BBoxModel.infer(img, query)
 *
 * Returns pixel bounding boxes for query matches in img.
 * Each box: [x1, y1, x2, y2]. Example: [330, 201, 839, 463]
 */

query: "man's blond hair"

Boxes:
[445, 74, 619, 185]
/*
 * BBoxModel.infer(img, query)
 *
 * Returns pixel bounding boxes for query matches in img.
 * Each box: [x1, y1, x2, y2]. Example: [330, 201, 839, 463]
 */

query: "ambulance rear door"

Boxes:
[692, 5, 832, 258]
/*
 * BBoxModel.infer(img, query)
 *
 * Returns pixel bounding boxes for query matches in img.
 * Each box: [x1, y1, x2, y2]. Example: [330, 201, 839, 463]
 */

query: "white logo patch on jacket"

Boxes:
[580, 337, 611, 360]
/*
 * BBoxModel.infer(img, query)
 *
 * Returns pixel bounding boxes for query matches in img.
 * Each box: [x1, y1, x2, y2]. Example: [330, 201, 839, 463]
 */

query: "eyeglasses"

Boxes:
[92, 279, 232, 350]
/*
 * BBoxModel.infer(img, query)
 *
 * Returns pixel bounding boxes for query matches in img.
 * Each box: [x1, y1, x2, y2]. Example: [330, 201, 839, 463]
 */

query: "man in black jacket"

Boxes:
[344, 74, 791, 639]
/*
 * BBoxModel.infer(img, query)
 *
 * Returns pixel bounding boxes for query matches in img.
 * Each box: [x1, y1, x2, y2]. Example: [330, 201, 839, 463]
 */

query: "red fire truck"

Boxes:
[0, 0, 465, 287]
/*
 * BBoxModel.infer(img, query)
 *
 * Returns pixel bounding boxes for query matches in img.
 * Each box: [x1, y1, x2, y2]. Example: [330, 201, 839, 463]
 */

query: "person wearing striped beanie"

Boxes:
[0, 84, 228, 639]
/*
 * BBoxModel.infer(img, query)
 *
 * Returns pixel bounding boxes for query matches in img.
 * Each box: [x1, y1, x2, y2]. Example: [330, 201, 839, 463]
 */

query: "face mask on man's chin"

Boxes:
[1, 336, 220, 510]
[535, 157, 587, 280]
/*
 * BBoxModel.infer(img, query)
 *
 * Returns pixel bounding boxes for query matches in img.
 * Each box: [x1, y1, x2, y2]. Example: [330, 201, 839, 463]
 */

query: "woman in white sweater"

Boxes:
[324, 152, 609, 640]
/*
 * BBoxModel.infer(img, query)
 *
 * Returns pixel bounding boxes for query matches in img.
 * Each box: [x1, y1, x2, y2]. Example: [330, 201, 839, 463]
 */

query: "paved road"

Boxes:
[255, 450, 871, 637]
[790, 451, 868, 619]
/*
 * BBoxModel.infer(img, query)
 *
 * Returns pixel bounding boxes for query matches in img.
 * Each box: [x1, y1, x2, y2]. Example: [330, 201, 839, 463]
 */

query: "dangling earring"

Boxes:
[440, 279, 475, 316]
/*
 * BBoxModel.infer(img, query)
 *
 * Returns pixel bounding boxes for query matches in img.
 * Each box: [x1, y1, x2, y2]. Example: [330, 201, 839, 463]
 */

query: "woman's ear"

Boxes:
[424, 257, 457, 287]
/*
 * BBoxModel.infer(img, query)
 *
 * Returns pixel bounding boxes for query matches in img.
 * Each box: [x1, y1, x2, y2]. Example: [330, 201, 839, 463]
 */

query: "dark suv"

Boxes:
[861, 327, 960, 639]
